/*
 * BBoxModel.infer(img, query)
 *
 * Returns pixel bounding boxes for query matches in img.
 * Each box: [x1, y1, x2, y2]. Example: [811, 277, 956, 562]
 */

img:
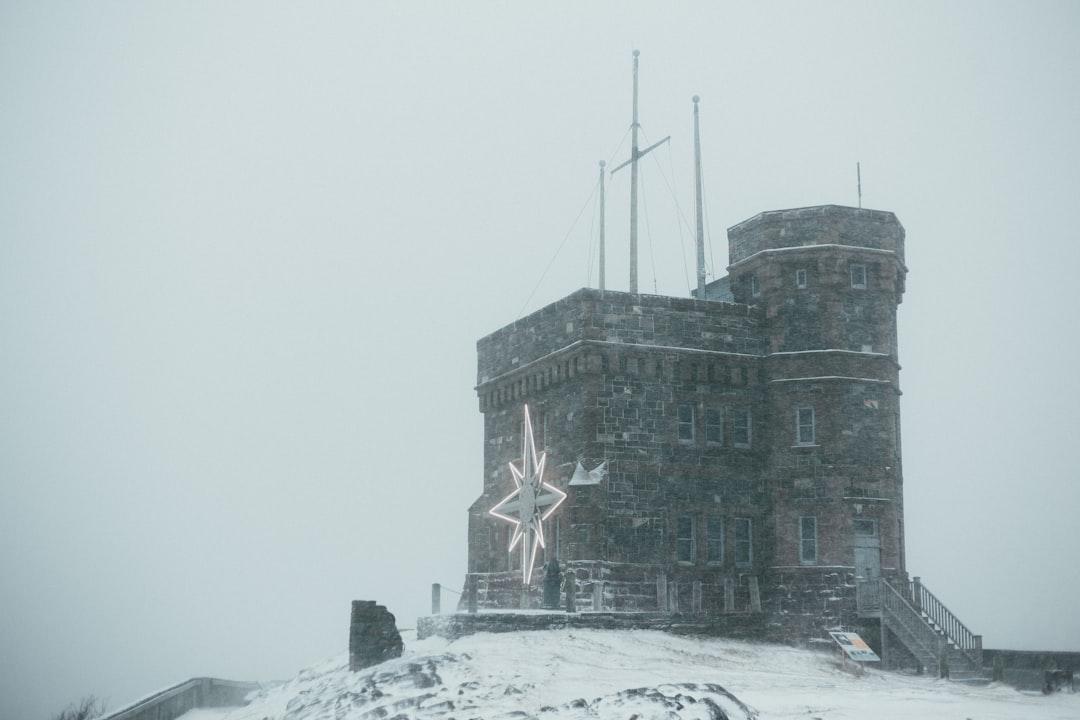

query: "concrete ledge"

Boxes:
[100, 678, 260, 720]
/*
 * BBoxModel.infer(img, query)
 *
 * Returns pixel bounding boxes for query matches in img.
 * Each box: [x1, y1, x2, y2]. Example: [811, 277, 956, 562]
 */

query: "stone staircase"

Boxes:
[857, 576, 985, 681]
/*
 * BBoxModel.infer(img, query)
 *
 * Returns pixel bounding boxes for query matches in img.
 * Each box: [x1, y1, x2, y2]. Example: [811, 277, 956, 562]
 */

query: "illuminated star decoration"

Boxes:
[489, 404, 567, 584]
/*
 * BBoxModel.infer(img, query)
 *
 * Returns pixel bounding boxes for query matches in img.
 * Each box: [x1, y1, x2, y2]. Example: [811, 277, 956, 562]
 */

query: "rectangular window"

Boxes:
[734, 518, 752, 565]
[706, 515, 724, 564]
[676, 515, 696, 564]
[733, 409, 751, 447]
[850, 263, 867, 289]
[854, 519, 877, 537]
[800, 516, 818, 564]
[795, 268, 807, 288]
[706, 407, 723, 444]
[677, 404, 695, 442]
[797, 407, 816, 445]
[750, 273, 760, 297]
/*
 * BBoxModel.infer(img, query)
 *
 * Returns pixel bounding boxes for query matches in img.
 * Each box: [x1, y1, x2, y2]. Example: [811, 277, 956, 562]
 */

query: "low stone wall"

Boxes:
[100, 678, 259, 720]
[983, 649, 1080, 691]
[418, 610, 765, 641]
[460, 563, 762, 615]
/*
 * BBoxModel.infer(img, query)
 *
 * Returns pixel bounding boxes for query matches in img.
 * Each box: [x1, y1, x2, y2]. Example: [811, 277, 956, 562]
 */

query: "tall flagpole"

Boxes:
[599, 160, 606, 293]
[610, 50, 669, 294]
[693, 95, 706, 298]
[629, 50, 641, 293]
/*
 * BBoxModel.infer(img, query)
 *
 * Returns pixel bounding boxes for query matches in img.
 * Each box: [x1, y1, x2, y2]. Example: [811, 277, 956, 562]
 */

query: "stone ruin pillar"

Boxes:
[349, 600, 403, 671]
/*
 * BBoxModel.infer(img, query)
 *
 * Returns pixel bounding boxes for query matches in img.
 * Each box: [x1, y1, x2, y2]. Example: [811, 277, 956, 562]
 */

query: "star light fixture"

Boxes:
[489, 404, 567, 584]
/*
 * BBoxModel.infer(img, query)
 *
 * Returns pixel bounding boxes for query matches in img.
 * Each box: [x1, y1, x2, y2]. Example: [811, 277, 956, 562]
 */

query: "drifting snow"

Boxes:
[185, 628, 1078, 720]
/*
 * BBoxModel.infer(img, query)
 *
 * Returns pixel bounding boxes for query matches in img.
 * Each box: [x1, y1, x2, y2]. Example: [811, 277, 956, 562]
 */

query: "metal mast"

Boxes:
[629, 50, 641, 293]
[692, 95, 706, 298]
[598, 160, 606, 293]
[610, 50, 669, 294]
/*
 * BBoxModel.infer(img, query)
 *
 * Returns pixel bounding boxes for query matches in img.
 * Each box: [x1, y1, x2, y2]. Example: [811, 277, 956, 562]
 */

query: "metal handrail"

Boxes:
[906, 578, 979, 658]
[880, 579, 944, 668]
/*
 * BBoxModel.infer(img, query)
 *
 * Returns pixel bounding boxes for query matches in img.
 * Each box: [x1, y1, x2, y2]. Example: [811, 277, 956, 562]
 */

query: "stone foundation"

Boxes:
[760, 567, 860, 643]
[418, 610, 765, 642]
[460, 563, 763, 615]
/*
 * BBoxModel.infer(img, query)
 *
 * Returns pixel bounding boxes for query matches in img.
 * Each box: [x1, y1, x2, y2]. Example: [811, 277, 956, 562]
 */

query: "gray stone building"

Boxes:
[466, 204, 909, 639]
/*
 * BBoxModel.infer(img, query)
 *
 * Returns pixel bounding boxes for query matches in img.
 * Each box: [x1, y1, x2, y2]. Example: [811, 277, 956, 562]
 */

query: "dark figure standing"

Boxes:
[542, 560, 562, 609]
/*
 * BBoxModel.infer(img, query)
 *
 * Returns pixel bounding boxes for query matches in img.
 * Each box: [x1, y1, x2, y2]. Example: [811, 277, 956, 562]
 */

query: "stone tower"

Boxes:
[465, 204, 908, 637]
[725, 206, 907, 631]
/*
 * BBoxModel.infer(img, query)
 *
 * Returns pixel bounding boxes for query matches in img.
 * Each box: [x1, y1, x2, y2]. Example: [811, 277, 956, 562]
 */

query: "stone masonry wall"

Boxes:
[727, 205, 905, 266]
[760, 567, 861, 643]
[477, 288, 764, 391]
[472, 288, 768, 578]
[349, 601, 403, 671]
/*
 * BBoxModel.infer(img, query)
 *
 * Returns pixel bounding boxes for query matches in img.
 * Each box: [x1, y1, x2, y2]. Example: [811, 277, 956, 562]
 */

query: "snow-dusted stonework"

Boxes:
[349, 601, 403, 671]
[466, 205, 909, 645]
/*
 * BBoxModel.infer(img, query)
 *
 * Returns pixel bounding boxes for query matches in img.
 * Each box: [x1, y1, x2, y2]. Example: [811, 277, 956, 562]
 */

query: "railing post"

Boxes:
[974, 635, 983, 672]
[431, 583, 441, 615]
[912, 576, 923, 613]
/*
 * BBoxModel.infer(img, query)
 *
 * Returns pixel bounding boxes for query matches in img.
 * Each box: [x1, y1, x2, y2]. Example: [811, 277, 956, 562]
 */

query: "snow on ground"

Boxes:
[183, 628, 1079, 720]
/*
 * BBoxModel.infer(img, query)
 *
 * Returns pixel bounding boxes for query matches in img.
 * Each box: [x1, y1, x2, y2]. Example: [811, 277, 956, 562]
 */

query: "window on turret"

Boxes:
[733, 409, 751, 447]
[706, 516, 724, 564]
[850, 263, 867, 289]
[799, 516, 818, 564]
[706, 407, 723, 444]
[797, 407, 816, 445]
[750, 273, 760, 297]
[677, 404, 695, 442]
[795, 268, 807, 288]
[676, 515, 696, 564]
[734, 518, 752, 566]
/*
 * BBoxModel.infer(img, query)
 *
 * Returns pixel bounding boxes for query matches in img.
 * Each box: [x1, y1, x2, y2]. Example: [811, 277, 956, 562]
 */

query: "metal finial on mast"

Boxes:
[598, 160, 606, 293]
[610, 50, 670, 295]
[692, 95, 706, 298]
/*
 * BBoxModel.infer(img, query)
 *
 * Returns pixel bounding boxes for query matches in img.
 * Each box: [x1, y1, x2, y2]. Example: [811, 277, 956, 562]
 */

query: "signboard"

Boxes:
[828, 631, 881, 662]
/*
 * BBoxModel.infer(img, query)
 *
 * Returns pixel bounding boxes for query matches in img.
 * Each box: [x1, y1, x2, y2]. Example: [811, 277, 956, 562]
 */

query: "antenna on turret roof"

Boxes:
[857, 161, 863, 209]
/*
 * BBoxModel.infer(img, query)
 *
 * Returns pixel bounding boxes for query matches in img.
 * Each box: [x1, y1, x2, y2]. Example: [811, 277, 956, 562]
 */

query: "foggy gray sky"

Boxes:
[2, 2, 1078, 718]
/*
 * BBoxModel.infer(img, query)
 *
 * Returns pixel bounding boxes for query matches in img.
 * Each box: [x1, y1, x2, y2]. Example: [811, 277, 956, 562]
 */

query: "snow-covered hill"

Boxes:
[183, 628, 1078, 720]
